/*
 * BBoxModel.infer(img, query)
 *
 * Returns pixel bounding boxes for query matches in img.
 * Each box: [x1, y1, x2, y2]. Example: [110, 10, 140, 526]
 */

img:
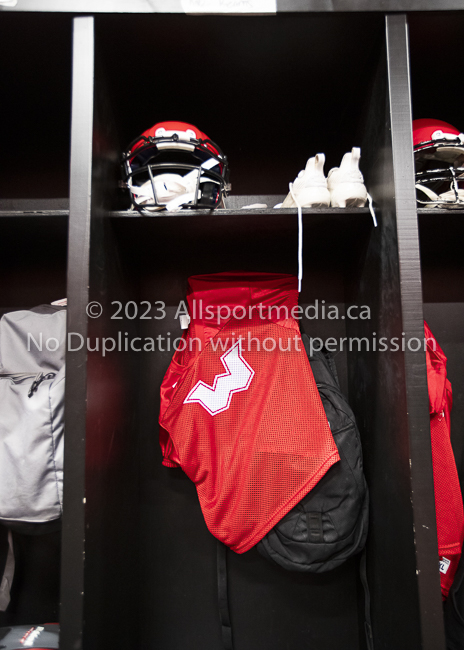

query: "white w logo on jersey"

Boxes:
[183, 340, 254, 415]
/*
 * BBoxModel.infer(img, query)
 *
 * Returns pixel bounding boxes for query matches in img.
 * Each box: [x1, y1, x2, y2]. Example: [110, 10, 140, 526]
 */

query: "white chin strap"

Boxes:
[130, 158, 219, 211]
[416, 181, 464, 206]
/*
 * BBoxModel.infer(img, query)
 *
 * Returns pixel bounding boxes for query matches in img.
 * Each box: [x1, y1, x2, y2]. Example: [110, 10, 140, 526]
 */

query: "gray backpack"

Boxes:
[0, 305, 66, 525]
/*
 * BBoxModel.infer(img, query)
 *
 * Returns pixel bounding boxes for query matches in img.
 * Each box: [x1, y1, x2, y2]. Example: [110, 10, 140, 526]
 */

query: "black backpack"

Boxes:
[257, 333, 369, 571]
[217, 335, 372, 650]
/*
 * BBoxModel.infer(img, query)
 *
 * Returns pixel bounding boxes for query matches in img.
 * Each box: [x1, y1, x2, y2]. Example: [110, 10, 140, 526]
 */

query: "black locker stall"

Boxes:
[0, 13, 71, 630]
[0, 4, 463, 650]
[409, 12, 464, 494]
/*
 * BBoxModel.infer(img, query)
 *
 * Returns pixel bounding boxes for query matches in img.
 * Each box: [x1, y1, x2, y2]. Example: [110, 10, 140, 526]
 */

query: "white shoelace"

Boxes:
[289, 182, 303, 293]
[367, 192, 377, 227]
[289, 184, 377, 293]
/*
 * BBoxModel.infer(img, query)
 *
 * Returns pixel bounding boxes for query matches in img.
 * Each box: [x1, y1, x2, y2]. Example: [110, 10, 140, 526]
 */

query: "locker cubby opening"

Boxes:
[93, 12, 384, 206]
[80, 12, 434, 650]
[0, 16, 72, 624]
[0, 207, 68, 313]
[88, 208, 376, 650]
[109, 208, 373, 391]
[0, 205, 67, 628]
[0, 15, 73, 199]
[418, 212, 464, 491]
[409, 12, 464, 150]
[409, 12, 464, 488]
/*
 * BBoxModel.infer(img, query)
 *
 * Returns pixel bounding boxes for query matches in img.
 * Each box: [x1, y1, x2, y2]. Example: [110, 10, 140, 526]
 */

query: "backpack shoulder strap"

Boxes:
[0, 528, 14, 612]
[217, 540, 234, 650]
[360, 548, 374, 650]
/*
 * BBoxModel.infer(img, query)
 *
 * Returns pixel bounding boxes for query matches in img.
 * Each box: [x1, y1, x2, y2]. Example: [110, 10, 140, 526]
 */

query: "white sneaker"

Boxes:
[327, 147, 367, 208]
[281, 154, 330, 208]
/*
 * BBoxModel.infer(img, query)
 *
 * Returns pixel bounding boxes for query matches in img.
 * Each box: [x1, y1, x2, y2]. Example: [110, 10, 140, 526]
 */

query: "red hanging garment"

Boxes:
[159, 272, 339, 553]
[425, 321, 464, 599]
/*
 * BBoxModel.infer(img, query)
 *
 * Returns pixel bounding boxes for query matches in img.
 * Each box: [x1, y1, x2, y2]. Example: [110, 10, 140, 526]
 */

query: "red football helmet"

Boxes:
[414, 118, 464, 163]
[122, 121, 230, 212]
[413, 119, 464, 208]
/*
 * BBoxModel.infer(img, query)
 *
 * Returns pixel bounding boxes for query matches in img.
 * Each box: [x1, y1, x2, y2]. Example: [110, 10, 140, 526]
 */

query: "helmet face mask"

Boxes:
[415, 139, 464, 166]
[415, 166, 464, 208]
[413, 118, 464, 208]
[122, 121, 230, 212]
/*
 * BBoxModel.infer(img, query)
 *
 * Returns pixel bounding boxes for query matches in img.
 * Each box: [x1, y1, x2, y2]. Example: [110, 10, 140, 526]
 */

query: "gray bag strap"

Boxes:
[0, 372, 36, 380]
[0, 529, 15, 611]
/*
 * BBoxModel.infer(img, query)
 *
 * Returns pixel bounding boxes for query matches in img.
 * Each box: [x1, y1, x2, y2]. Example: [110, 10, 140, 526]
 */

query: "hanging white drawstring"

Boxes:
[366, 192, 377, 227]
[289, 182, 303, 293]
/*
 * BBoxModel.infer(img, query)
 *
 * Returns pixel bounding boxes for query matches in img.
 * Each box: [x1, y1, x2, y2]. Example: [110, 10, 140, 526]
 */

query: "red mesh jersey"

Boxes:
[425, 321, 464, 599]
[159, 272, 339, 553]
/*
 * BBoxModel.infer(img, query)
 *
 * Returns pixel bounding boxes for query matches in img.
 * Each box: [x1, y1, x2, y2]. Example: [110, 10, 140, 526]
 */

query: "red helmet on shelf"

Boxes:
[122, 121, 230, 212]
[413, 119, 464, 208]
[413, 118, 464, 164]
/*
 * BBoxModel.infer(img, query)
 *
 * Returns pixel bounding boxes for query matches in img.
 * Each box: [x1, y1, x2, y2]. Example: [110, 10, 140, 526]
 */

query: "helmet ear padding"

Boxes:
[200, 182, 220, 208]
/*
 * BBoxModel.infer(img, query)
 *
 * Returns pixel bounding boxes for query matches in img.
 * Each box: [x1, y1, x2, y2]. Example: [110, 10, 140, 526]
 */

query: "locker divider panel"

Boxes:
[346, 32, 423, 650]
[384, 14, 445, 649]
[81, 53, 143, 650]
[60, 16, 95, 650]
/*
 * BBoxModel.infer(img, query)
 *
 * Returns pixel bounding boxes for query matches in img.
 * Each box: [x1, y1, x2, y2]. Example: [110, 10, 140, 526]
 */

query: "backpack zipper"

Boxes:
[28, 372, 56, 397]
[0, 371, 56, 397]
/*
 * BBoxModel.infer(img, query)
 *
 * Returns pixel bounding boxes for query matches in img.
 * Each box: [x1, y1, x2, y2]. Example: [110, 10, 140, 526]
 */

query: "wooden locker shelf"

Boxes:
[109, 207, 371, 217]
